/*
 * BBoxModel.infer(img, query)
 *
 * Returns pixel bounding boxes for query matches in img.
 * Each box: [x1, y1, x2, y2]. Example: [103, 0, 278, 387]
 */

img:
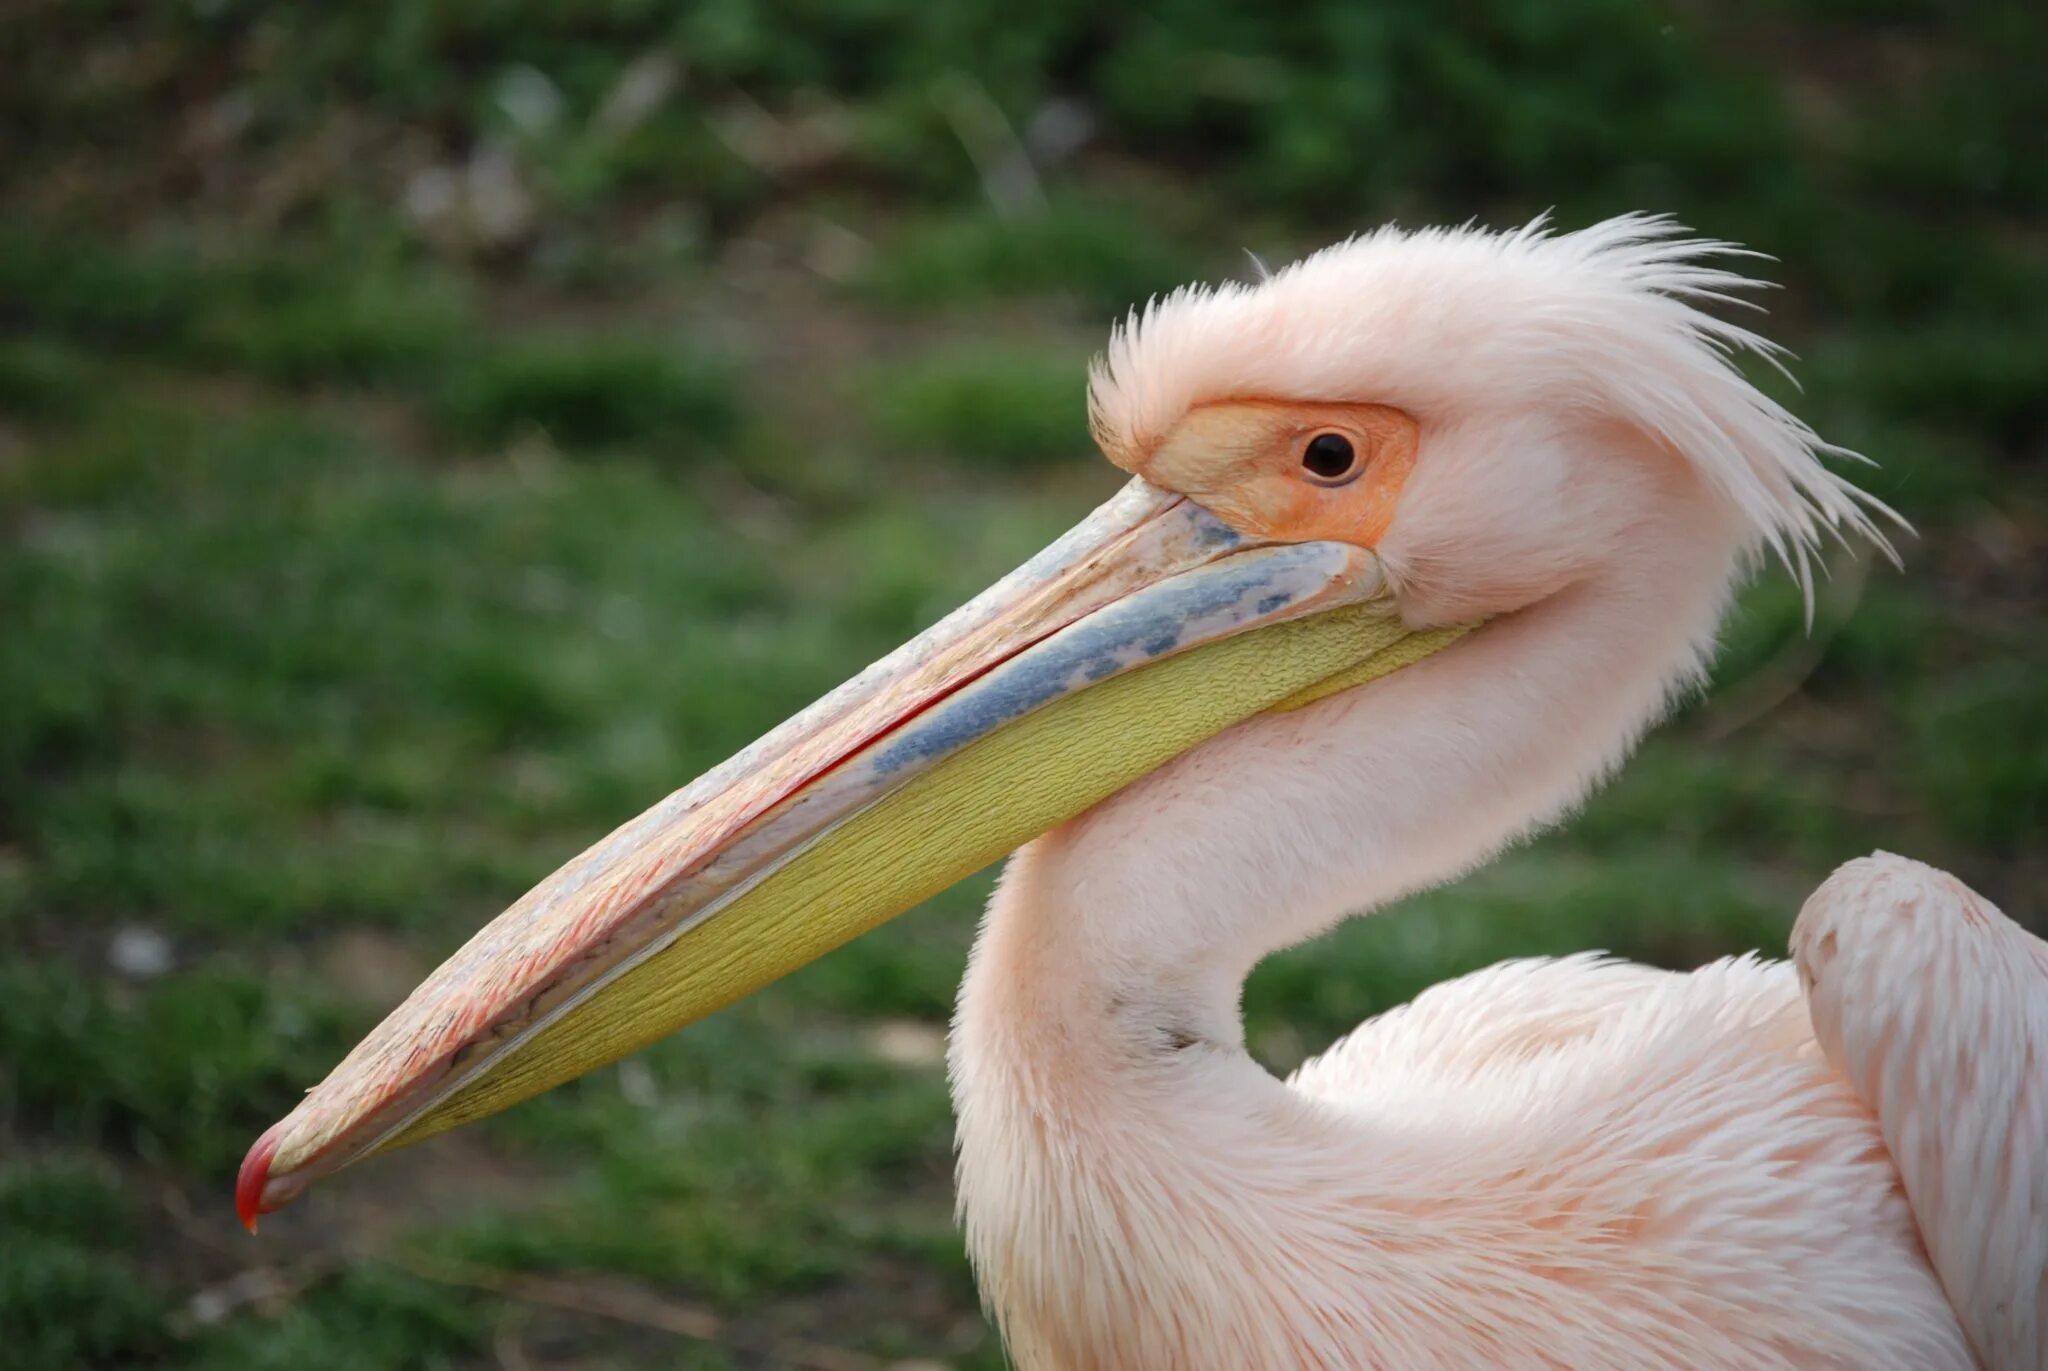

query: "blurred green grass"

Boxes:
[862, 345, 1089, 469]
[1, 2, 2043, 1367]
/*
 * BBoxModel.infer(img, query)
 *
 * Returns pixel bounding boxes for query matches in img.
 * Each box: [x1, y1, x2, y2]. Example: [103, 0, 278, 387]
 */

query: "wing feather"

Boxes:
[1793, 852, 2048, 1371]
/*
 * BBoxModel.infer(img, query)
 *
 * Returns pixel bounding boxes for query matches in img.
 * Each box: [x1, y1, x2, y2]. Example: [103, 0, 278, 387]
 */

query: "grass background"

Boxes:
[2, 3, 2043, 1367]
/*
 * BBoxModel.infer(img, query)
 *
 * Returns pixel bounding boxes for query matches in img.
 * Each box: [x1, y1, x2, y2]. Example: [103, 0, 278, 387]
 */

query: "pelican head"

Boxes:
[238, 214, 1880, 1228]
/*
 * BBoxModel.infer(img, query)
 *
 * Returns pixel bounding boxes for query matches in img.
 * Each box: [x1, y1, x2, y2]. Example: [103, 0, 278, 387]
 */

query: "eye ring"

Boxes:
[1300, 430, 1362, 486]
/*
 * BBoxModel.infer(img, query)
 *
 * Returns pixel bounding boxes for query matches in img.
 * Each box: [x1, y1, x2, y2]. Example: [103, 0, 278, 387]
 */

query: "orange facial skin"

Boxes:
[1108, 401, 1419, 551]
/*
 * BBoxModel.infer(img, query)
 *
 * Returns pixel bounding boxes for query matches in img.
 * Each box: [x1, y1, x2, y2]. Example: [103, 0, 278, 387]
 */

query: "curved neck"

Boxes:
[951, 492, 1746, 1366]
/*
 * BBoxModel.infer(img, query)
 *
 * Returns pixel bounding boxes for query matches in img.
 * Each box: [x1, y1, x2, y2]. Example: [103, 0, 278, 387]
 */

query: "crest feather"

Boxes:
[1088, 213, 1898, 606]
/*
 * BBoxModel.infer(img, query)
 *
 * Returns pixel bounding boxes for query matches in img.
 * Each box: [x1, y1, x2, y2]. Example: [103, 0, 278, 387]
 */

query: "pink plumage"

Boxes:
[1796, 854, 2047, 1370]
[947, 218, 2041, 1368]
[240, 215, 2045, 1369]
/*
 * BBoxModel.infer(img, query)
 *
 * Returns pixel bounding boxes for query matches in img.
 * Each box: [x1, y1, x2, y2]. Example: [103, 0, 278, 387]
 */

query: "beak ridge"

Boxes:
[243, 478, 1464, 1216]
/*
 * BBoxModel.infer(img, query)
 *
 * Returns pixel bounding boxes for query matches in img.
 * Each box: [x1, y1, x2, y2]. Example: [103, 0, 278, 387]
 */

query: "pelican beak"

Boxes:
[238, 478, 1469, 1228]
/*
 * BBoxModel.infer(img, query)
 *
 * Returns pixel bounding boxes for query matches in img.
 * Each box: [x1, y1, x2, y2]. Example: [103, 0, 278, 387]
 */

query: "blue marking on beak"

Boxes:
[866, 544, 1342, 777]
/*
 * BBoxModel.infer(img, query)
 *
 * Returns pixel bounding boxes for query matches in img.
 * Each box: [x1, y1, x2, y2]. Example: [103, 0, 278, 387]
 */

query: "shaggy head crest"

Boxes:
[1089, 213, 1896, 599]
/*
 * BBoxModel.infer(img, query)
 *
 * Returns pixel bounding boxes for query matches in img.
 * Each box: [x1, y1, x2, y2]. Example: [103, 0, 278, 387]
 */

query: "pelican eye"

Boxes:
[1300, 431, 1360, 485]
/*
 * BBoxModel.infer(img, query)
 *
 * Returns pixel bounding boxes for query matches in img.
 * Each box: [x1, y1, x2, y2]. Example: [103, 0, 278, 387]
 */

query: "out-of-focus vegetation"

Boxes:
[2, 3, 2042, 1367]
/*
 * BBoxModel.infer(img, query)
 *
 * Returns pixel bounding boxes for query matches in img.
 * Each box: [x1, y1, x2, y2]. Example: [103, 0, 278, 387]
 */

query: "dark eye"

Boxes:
[1301, 431, 1360, 484]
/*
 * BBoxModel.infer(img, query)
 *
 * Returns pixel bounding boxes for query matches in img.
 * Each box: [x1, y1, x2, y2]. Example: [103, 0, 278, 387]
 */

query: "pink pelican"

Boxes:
[239, 216, 2046, 1369]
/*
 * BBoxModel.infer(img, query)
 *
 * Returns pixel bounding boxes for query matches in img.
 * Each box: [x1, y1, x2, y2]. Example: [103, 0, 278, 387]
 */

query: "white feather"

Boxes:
[946, 216, 2030, 1370]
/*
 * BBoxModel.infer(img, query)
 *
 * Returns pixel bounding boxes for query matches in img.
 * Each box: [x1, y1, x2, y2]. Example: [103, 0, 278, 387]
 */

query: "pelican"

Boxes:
[239, 216, 2046, 1369]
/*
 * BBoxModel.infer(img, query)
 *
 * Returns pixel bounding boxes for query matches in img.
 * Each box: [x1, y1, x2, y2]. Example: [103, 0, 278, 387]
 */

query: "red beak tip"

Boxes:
[236, 1129, 282, 1234]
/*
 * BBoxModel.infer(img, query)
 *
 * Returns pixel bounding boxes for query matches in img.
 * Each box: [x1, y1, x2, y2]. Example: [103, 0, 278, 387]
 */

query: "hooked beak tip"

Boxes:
[236, 1127, 283, 1233]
